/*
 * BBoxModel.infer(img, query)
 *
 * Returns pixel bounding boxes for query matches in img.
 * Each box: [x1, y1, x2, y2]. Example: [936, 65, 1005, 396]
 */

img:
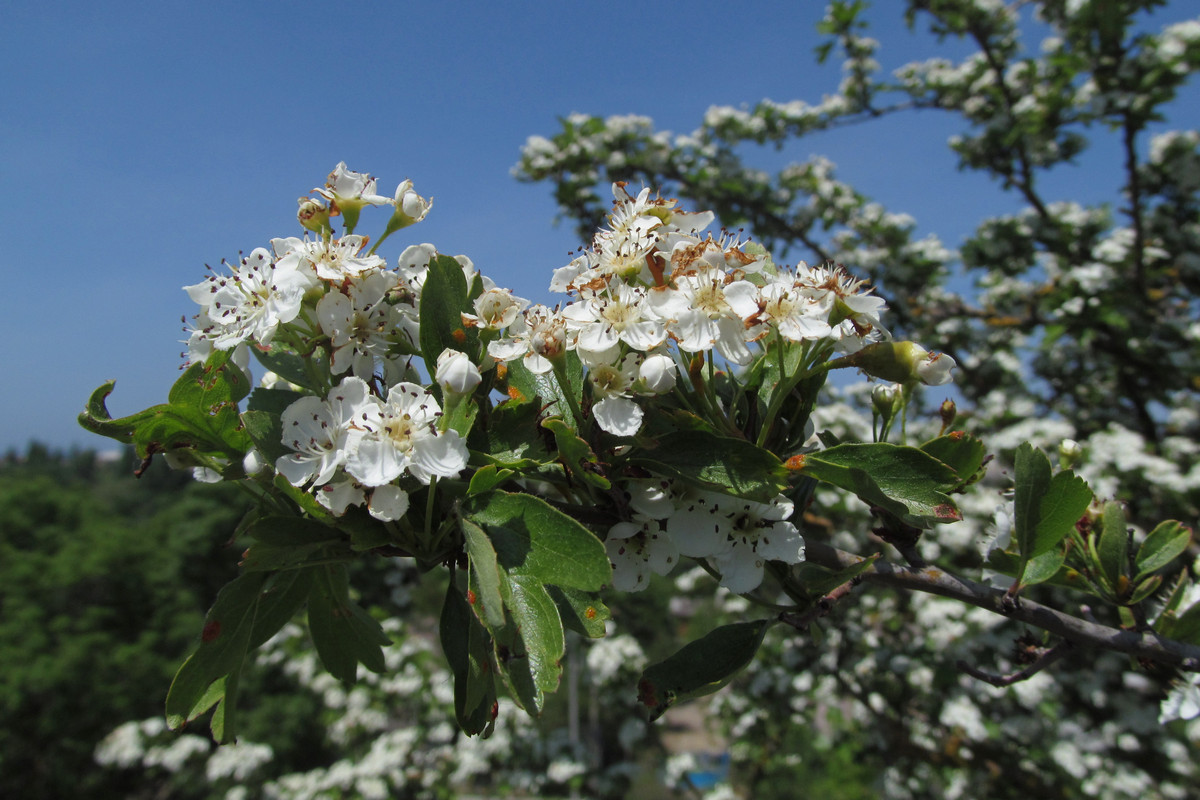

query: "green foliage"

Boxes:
[0, 447, 244, 799]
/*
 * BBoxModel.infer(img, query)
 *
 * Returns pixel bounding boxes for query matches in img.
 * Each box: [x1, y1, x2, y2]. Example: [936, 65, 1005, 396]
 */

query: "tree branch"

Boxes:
[956, 640, 1074, 687]
[804, 540, 1200, 672]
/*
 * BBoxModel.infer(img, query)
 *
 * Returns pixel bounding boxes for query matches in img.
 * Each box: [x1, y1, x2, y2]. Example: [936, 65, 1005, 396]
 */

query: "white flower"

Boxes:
[387, 179, 432, 229]
[315, 478, 367, 516]
[184, 247, 314, 350]
[666, 488, 738, 559]
[606, 518, 679, 591]
[272, 235, 386, 283]
[461, 287, 530, 331]
[648, 261, 757, 365]
[1161, 675, 1200, 723]
[487, 304, 571, 374]
[636, 352, 678, 394]
[345, 382, 469, 486]
[277, 377, 374, 487]
[316, 270, 408, 378]
[709, 494, 805, 593]
[313, 162, 390, 229]
[562, 283, 667, 357]
[754, 269, 834, 343]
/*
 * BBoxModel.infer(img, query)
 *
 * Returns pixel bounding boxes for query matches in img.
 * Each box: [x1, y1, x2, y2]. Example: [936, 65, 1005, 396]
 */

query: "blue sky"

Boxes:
[4, 1, 1197, 453]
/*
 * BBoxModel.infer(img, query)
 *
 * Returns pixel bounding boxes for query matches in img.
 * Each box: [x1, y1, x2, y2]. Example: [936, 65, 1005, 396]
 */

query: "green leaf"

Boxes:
[1022, 546, 1068, 587]
[1162, 603, 1200, 643]
[543, 417, 611, 490]
[794, 442, 960, 527]
[479, 400, 552, 468]
[790, 554, 879, 599]
[307, 565, 390, 683]
[638, 620, 772, 721]
[1038, 470, 1093, 558]
[241, 409, 289, 464]
[467, 465, 515, 497]
[920, 432, 987, 490]
[1128, 575, 1163, 605]
[500, 572, 566, 714]
[986, 549, 1091, 593]
[441, 392, 479, 439]
[239, 516, 351, 572]
[461, 518, 507, 629]
[504, 352, 583, 429]
[166, 572, 267, 733]
[253, 346, 321, 392]
[440, 576, 498, 736]
[634, 430, 789, 504]
[1011, 444, 1090, 589]
[1096, 501, 1129, 590]
[80, 352, 252, 462]
[548, 586, 610, 638]
[419, 255, 480, 374]
[462, 491, 610, 590]
[1136, 520, 1193, 580]
[1013, 442, 1053, 558]
[248, 570, 315, 649]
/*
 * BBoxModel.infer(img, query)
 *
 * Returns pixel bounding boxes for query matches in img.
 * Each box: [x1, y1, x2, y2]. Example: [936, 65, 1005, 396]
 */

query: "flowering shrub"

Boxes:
[82, 157, 1197, 800]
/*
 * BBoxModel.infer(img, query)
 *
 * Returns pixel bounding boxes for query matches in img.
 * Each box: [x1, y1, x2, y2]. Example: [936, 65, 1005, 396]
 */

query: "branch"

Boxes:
[804, 540, 1200, 672]
[956, 640, 1074, 687]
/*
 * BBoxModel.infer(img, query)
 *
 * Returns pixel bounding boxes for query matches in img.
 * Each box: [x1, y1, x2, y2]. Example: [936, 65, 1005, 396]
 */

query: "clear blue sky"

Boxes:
[3, 1, 1197, 453]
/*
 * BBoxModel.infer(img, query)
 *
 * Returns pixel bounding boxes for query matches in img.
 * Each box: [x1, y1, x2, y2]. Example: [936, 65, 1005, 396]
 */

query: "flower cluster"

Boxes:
[487, 183, 902, 440]
[183, 164, 470, 521]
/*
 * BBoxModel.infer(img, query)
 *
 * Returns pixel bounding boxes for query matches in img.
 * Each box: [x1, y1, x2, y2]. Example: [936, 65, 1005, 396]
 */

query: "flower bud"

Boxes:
[940, 398, 957, 429]
[636, 353, 677, 394]
[436, 348, 482, 395]
[1059, 438, 1083, 469]
[832, 342, 957, 386]
[872, 383, 902, 420]
[297, 197, 332, 234]
[243, 448, 265, 476]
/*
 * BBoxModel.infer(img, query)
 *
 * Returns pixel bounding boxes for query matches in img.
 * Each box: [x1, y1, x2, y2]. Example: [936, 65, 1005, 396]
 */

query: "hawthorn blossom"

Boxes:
[561, 283, 667, 358]
[647, 263, 757, 365]
[386, 179, 433, 230]
[461, 287, 530, 331]
[708, 494, 806, 593]
[272, 235, 386, 283]
[316, 271, 409, 378]
[751, 269, 835, 343]
[184, 248, 314, 350]
[276, 377, 374, 488]
[487, 304, 571, 374]
[313, 162, 390, 230]
[587, 353, 644, 436]
[605, 517, 679, 592]
[344, 383, 469, 487]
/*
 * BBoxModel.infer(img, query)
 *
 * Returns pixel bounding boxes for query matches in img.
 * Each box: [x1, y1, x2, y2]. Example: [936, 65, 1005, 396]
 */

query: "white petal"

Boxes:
[368, 485, 410, 521]
[593, 397, 643, 437]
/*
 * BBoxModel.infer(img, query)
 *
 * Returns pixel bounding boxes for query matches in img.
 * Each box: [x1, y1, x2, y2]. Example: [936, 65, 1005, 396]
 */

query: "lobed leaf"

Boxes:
[793, 442, 960, 527]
